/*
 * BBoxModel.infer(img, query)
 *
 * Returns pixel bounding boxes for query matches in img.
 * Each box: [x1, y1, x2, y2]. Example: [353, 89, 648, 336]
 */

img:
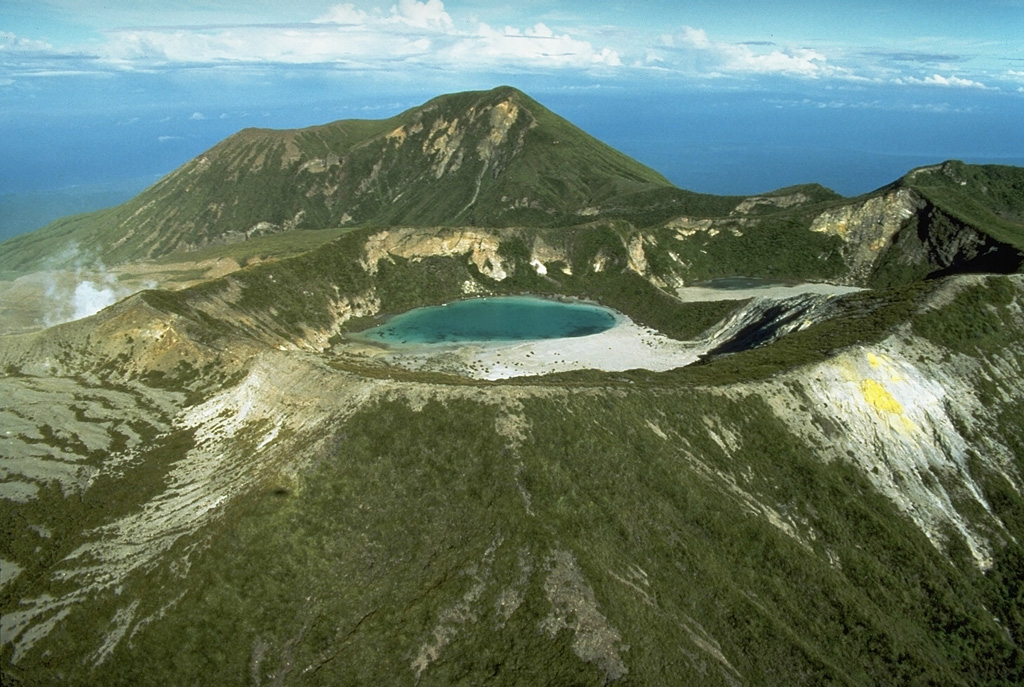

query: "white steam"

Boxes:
[38, 245, 153, 327]
[72, 281, 120, 321]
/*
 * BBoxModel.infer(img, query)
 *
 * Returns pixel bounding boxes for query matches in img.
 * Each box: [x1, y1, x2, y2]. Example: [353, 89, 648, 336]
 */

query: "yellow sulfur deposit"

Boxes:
[861, 378, 904, 415]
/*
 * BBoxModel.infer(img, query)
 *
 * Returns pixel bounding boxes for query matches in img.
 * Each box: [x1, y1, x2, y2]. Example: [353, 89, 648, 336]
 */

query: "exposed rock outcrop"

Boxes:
[810, 188, 920, 284]
[362, 228, 511, 281]
[870, 203, 1024, 285]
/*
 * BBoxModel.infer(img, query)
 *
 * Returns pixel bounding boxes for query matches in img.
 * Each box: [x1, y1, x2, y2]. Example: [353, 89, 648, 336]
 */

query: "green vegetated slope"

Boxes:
[863, 162, 1024, 287]
[0, 201, 1008, 385]
[2, 275, 1024, 686]
[3, 86, 1024, 686]
[905, 161, 1024, 249]
[2, 232, 1024, 685]
[0, 86, 678, 271]
[100, 222, 744, 362]
[2, 85, 1022, 292]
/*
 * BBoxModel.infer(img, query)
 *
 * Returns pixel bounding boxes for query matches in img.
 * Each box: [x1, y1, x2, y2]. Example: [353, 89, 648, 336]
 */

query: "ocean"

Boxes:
[2, 81, 1021, 240]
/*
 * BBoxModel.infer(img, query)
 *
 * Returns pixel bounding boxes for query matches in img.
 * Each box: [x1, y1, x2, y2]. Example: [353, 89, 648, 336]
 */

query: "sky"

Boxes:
[2, 0, 1023, 238]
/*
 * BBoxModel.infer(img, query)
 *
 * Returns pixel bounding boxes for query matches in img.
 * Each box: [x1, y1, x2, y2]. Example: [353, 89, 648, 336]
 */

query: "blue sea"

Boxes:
[3, 77, 1022, 241]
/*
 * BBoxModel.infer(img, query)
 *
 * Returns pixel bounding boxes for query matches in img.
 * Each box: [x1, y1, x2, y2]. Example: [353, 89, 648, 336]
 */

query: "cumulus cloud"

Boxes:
[316, 0, 453, 30]
[735, 47, 829, 76]
[443, 22, 621, 69]
[88, 1, 621, 73]
[313, 3, 371, 25]
[388, 0, 453, 30]
[3, 5, 1006, 87]
[106, 28, 387, 66]
[0, 31, 54, 53]
[659, 26, 837, 78]
[0, 31, 112, 81]
[898, 73, 993, 89]
[679, 26, 711, 51]
[923, 73, 988, 88]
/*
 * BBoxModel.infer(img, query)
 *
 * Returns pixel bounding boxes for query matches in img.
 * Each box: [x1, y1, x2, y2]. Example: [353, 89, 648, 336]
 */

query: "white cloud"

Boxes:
[926, 73, 986, 88]
[0, 31, 54, 53]
[316, 0, 454, 29]
[86, 2, 622, 73]
[11, 69, 105, 77]
[100, 24, 435, 66]
[778, 96, 973, 115]
[387, 0, 453, 30]
[664, 26, 836, 78]
[442, 22, 621, 69]
[3, 7, 1005, 88]
[679, 27, 711, 50]
[190, 111, 205, 120]
[314, 3, 371, 25]
[898, 73, 993, 89]
[732, 46, 829, 76]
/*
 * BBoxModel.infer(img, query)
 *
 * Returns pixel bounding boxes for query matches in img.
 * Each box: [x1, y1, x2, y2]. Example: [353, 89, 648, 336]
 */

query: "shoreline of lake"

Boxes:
[339, 282, 859, 380]
[348, 295, 622, 349]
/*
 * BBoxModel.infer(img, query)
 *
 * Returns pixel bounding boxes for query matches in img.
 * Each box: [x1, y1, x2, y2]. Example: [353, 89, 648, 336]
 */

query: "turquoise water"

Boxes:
[354, 296, 618, 345]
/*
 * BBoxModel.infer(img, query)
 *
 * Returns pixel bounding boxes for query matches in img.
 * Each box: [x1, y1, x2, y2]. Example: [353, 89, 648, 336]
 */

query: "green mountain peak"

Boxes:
[0, 87, 674, 271]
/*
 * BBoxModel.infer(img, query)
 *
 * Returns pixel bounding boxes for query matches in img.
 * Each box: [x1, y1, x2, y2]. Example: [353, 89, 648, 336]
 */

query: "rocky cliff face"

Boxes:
[807, 163, 1024, 287]
[362, 228, 512, 281]
[752, 336, 1010, 568]
[869, 202, 1024, 286]
[809, 188, 921, 284]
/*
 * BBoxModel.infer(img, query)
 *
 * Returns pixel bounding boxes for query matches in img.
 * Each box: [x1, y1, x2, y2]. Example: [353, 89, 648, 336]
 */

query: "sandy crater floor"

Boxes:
[344, 282, 861, 380]
[369, 316, 703, 380]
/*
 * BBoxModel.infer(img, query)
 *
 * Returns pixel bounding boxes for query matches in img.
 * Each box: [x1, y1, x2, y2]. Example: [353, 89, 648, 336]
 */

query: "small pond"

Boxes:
[353, 296, 619, 345]
[698, 276, 792, 290]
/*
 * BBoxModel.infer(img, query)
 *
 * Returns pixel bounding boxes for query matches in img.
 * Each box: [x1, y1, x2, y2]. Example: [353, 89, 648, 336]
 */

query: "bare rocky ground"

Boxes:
[674, 281, 862, 302]
[0, 257, 244, 335]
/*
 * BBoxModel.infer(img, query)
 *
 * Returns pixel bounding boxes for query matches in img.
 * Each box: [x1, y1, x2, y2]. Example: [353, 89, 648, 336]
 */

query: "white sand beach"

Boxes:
[445, 317, 704, 380]
[674, 282, 862, 302]
[343, 282, 862, 380]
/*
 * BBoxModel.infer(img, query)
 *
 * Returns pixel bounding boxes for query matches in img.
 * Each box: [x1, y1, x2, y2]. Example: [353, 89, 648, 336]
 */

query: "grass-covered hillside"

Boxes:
[0, 87, 678, 271]
[903, 161, 1024, 247]
[1, 83, 1021, 293]
[2, 184, 1023, 684]
[2, 268, 1023, 685]
[2, 87, 1024, 686]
